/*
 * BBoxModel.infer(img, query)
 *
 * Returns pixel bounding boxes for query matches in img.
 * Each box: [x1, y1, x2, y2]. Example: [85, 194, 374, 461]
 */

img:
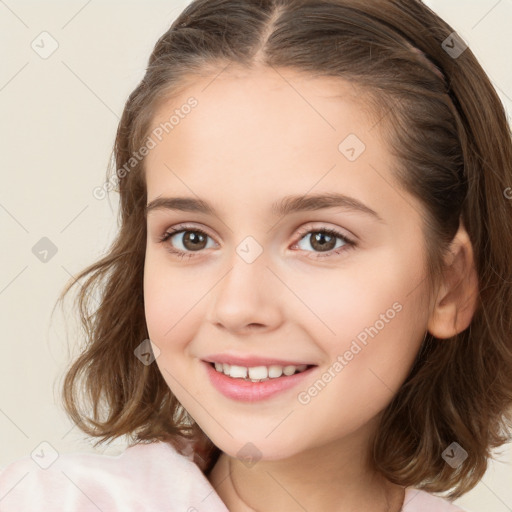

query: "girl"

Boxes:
[2, 0, 511, 510]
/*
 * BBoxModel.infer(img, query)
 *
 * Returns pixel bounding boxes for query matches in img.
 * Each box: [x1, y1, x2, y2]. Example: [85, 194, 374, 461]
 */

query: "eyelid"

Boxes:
[156, 223, 218, 252]
[157, 221, 357, 261]
[293, 223, 356, 244]
[163, 223, 217, 243]
[157, 221, 355, 245]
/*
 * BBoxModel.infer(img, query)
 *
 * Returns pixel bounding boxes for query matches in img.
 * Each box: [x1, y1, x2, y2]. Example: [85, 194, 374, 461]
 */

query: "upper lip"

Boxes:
[203, 353, 317, 367]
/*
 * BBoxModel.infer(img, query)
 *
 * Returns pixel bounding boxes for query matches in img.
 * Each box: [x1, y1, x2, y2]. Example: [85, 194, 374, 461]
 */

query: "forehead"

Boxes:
[143, 66, 417, 223]
[148, 66, 376, 143]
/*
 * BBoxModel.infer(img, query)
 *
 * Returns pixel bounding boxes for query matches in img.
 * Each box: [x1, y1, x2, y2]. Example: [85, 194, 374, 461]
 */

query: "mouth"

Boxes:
[207, 361, 316, 382]
[202, 360, 318, 402]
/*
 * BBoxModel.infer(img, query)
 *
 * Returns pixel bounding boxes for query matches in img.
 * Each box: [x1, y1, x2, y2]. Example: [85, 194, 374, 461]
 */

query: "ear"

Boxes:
[427, 221, 479, 339]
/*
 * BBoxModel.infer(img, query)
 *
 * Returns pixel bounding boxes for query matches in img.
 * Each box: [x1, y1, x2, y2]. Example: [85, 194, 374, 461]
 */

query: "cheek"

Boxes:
[143, 252, 205, 350]
[292, 248, 425, 344]
[324, 254, 428, 390]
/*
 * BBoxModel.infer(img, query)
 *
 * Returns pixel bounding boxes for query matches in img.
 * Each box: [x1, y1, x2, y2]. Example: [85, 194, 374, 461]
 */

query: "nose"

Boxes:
[205, 246, 284, 334]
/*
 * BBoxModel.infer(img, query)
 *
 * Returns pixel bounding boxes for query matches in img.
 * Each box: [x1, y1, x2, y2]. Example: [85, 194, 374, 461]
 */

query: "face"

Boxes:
[143, 66, 432, 462]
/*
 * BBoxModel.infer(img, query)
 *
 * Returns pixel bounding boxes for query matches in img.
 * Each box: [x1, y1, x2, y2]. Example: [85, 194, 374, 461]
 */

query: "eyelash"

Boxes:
[157, 224, 356, 260]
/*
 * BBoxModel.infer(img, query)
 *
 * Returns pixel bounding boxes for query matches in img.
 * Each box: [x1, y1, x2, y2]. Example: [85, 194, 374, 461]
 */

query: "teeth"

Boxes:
[268, 365, 283, 378]
[283, 365, 297, 376]
[228, 365, 248, 378]
[213, 362, 309, 380]
[248, 366, 267, 380]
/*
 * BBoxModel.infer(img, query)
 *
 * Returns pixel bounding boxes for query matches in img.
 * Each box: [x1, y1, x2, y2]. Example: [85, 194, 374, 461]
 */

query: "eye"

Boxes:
[292, 226, 356, 259]
[158, 225, 216, 259]
[157, 224, 356, 260]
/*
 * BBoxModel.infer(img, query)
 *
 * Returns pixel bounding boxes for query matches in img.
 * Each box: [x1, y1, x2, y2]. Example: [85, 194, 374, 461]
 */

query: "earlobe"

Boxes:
[427, 222, 479, 339]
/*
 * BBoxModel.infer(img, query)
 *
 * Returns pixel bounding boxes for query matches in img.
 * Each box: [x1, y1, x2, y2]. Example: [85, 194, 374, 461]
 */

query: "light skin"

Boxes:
[142, 65, 478, 512]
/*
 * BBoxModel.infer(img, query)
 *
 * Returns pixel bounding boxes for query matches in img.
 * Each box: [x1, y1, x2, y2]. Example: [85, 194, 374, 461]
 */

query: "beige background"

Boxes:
[1, 1, 511, 510]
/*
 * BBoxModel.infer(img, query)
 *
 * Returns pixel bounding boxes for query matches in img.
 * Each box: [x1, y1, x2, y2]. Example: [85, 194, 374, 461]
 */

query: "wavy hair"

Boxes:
[57, 0, 512, 499]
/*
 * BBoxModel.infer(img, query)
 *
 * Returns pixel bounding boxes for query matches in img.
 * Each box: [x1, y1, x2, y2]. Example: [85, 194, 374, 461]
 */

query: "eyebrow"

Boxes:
[146, 193, 384, 223]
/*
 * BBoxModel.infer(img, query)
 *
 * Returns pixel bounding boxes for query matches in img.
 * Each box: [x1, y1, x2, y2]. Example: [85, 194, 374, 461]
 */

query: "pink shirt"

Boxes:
[0, 441, 467, 511]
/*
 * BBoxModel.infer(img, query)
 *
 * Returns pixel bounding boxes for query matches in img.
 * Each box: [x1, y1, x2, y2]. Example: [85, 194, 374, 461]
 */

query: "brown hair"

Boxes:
[57, 0, 512, 499]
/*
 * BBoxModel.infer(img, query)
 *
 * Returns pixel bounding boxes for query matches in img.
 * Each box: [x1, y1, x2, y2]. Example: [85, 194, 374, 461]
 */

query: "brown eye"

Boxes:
[303, 231, 339, 252]
[159, 227, 215, 257]
[176, 230, 209, 251]
[294, 227, 354, 258]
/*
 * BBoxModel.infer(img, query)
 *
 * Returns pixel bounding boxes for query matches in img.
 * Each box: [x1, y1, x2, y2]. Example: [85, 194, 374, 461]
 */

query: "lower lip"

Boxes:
[203, 361, 317, 402]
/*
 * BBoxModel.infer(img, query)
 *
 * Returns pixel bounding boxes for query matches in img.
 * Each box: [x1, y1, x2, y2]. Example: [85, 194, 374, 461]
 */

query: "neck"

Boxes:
[206, 425, 405, 512]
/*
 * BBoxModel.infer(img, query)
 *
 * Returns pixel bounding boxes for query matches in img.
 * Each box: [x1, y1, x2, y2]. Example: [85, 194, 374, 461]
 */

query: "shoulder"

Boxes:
[403, 487, 469, 512]
[0, 441, 228, 512]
